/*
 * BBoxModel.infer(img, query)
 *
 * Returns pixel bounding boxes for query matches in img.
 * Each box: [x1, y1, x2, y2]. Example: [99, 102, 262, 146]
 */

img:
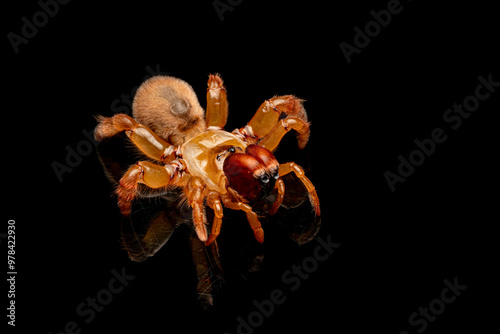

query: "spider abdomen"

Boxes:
[132, 75, 206, 145]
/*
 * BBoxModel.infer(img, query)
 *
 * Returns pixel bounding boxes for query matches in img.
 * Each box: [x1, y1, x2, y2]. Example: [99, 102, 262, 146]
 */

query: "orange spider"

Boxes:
[95, 74, 320, 246]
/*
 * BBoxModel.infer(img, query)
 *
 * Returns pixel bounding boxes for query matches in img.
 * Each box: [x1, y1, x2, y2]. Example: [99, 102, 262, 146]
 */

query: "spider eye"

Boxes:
[228, 147, 236, 153]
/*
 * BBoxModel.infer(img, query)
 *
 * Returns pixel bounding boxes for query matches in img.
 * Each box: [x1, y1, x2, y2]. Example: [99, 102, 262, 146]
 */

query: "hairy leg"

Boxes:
[222, 191, 264, 243]
[205, 74, 228, 130]
[95, 114, 175, 162]
[205, 191, 224, 246]
[269, 178, 285, 215]
[236, 95, 309, 148]
[116, 161, 173, 216]
[259, 117, 310, 151]
[278, 162, 320, 216]
[185, 177, 208, 242]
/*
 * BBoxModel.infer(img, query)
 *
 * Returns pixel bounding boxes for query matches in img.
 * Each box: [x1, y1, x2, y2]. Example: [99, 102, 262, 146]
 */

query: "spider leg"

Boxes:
[205, 74, 228, 130]
[222, 191, 264, 243]
[277, 162, 320, 216]
[185, 177, 208, 242]
[116, 161, 175, 216]
[269, 178, 285, 215]
[236, 95, 309, 148]
[259, 117, 310, 151]
[205, 191, 224, 246]
[95, 114, 175, 162]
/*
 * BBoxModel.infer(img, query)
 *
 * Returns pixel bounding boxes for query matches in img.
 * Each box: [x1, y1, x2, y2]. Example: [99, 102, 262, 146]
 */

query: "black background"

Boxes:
[4, 1, 498, 333]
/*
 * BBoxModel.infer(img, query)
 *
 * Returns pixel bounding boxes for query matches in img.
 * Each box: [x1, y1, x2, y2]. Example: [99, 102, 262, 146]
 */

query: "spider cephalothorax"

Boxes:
[95, 74, 320, 245]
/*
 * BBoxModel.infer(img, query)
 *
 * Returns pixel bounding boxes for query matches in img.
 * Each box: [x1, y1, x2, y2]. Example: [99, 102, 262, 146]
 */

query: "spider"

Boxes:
[95, 74, 320, 246]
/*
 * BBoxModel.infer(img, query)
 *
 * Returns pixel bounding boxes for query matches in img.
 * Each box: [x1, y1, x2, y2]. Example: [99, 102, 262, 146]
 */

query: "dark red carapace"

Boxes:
[223, 144, 279, 202]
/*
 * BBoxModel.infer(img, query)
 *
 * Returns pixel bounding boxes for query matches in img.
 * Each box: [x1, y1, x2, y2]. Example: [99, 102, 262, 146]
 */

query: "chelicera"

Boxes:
[95, 74, 320, 246]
